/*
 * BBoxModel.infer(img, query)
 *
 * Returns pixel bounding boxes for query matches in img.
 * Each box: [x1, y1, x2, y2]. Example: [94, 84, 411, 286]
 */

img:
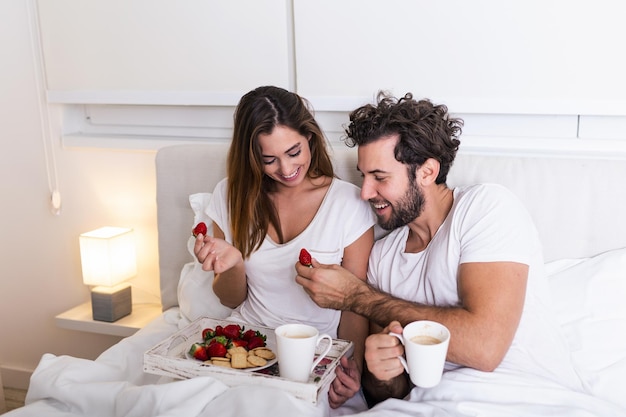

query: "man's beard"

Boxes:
[377, 182, 425, 231]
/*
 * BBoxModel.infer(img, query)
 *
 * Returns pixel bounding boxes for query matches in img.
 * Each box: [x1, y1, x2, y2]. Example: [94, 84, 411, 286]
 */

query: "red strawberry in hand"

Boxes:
[299, 248, 313, 267]
[192, 222, 208, 237]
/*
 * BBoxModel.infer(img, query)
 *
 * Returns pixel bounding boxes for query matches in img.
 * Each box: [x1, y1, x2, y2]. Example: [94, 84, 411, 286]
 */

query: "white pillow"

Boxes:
[545, 246, 626, 408]
[177, 193, 233, 322]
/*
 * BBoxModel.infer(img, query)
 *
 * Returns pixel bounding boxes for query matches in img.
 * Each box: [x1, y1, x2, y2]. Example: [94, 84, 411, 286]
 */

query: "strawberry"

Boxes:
[206, 340, 227, 358]
[189, 343, 208, 361]
[202, 328, 215, 341]
[241, 329, 257, 341]
[299, 248, 312, 267]
[190, 323, 270, 363]
[230, 338, 248, 349]
[206, 335, 228, 346]
[222, 324, 242, 340]
[247, 335, 266, 350]
[192, 222, 208, 237]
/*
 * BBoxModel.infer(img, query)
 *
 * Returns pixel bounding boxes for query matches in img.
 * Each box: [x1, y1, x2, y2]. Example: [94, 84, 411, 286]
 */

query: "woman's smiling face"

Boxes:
[258, 125, 311, 187]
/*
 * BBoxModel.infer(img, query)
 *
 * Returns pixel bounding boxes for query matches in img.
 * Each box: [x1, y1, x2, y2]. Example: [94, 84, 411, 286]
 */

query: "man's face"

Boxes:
[357, 135, 425, 230]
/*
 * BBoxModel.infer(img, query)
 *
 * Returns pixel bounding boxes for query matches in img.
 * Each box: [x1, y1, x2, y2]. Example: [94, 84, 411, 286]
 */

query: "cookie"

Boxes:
[230, 352, 249, 369]
[247, 354, 267, 367]
[228, 346, 248, 356]
[254, 348, 276, 360]
[211, 359, 232, 368]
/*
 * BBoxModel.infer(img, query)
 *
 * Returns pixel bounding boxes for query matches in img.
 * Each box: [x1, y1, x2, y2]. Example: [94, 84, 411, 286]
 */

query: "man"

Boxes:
[295, 92, 582, 405]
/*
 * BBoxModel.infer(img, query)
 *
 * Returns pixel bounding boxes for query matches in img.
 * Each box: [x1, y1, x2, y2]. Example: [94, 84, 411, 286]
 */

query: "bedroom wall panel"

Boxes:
[37, 0, 293, 104]
[36, 0, 626, 155]
[293, 0, 626, 116]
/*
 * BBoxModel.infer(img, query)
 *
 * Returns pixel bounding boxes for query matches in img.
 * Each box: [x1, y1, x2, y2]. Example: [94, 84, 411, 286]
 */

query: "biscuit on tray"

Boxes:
[253, 348, 276, 360]
[247, 354, 267, 367]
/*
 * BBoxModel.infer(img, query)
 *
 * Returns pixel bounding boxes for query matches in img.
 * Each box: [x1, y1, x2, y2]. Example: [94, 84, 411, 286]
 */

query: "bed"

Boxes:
[7, 142, 626, 417]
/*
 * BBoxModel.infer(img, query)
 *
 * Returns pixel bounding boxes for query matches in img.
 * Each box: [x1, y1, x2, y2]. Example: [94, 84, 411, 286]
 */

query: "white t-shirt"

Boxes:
[208, 177, 376, 338]
[368, 183, 583, 389]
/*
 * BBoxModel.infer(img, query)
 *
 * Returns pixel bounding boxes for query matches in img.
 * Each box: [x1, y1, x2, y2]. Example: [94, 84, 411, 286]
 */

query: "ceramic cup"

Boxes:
[274, 323, 333, 382]
[389, 320, 450, 388]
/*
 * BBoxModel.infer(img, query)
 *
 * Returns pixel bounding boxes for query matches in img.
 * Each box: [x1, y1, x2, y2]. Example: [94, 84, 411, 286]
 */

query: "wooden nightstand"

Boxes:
[55, 302, 163, 337]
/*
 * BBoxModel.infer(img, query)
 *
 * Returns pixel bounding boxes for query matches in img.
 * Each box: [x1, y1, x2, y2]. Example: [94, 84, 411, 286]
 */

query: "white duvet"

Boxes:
[6, 307, 624, 417]
[8, 248, 626, 417]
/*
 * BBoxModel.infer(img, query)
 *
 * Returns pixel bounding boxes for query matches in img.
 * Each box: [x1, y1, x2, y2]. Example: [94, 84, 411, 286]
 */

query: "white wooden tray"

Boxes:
[143, 317, 353, 404]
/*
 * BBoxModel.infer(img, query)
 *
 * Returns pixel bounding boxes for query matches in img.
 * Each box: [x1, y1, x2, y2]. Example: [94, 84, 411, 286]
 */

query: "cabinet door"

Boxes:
[38, 0, 292, 104]
[294, 0, 626, 115]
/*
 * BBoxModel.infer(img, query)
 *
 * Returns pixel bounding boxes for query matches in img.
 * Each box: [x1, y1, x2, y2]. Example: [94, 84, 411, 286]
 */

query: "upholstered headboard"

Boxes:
[156, 143, 626, 311]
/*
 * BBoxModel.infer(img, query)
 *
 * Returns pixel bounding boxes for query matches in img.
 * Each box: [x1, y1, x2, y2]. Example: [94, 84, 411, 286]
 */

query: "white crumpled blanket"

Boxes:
[8, 308, 626, 417]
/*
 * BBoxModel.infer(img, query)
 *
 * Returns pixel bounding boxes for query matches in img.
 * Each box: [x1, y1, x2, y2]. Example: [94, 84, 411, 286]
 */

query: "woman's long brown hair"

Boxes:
[227, 86, 334, 258]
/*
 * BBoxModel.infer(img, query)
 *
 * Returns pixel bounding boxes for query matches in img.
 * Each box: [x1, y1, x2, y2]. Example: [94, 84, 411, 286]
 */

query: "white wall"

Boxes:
[0, 0, 161, 389]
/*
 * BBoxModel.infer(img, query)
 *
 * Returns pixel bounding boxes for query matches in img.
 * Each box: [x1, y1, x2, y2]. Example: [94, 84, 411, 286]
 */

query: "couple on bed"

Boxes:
[193, 86, 584, 414]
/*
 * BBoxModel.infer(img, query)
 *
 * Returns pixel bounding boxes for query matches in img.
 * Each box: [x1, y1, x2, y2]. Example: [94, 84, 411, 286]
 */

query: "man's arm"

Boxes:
[296, 260, 528, 372]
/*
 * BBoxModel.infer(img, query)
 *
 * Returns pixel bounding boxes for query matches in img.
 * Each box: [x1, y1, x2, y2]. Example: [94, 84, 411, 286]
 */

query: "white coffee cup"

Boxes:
[389, 320, 450, 388]
[274, 323, 333, 382]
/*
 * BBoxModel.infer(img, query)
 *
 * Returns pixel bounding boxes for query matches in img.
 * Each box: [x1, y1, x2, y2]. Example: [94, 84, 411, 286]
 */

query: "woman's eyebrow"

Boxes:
[284, 143, 301, 154]
[262, 143, 301, 158]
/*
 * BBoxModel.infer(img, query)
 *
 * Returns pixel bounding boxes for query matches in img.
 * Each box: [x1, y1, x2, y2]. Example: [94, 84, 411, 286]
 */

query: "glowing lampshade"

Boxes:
[80, 227, 137, 287]
[79, 227, 136, 322]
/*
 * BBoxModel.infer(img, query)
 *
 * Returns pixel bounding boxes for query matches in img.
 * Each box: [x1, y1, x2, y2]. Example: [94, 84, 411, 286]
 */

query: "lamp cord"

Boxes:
[26, 0, 62, 215]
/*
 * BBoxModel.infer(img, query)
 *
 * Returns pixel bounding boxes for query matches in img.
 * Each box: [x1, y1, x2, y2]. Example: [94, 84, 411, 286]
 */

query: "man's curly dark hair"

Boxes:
[344, 91, 463, 184]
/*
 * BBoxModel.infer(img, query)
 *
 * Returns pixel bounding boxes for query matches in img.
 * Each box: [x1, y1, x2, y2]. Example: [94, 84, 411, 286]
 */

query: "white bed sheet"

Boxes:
[8, 306, 626, 417]
[9, 309, 350, 417]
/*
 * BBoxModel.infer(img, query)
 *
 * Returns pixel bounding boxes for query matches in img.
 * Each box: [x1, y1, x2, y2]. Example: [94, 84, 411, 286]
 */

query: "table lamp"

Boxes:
[79, 226, 136, 322]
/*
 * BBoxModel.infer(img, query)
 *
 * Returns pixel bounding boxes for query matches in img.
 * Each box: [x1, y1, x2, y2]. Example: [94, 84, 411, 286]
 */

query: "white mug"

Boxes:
[274, 323, 333, 382]
[390, 320, 450, 388]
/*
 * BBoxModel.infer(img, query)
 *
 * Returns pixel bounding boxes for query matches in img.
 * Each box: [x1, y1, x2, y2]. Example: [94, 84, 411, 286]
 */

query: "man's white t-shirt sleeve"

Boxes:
[455, 184, 539, 266]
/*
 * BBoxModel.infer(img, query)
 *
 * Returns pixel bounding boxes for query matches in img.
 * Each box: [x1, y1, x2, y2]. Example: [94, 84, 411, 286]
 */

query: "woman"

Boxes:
[194, 86, 375, 410]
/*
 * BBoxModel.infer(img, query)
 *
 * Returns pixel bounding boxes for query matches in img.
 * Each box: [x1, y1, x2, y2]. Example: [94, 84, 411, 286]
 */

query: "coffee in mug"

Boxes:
[410, 335, 442, 345]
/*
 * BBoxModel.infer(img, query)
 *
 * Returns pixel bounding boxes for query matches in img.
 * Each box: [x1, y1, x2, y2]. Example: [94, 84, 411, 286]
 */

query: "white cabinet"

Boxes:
[37, 0, 293, 105]
[34, 0, 626, 153]
[293, 0, 626, 115]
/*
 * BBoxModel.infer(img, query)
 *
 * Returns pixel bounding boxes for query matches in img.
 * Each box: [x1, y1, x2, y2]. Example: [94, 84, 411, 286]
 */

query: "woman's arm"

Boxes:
[194, 222, 248, 308]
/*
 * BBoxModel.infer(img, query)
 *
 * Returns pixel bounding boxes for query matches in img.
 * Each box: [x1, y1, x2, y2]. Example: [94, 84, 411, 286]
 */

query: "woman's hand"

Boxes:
[328, 356, 361, 409]
[194, 234, 243, 274]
